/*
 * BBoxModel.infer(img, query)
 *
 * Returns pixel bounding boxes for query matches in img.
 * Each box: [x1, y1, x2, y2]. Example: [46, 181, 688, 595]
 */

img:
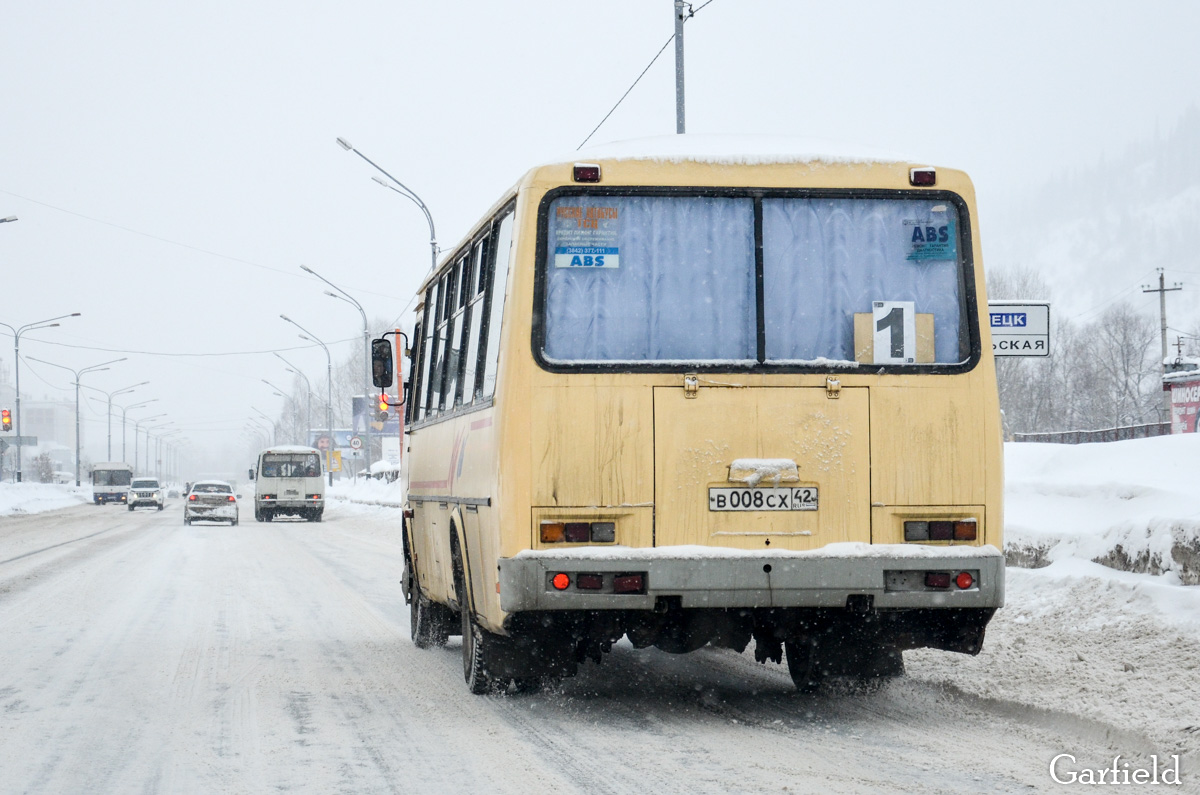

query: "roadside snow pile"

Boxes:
[1005, 434, 1200, 583]
[0, 483, 92, 517]
[326, 476, 407, 510]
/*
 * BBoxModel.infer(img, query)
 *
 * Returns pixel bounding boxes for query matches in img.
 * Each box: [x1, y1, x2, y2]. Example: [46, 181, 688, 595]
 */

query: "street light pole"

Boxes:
[280, 315, 334, 486]
[27, 356, 126, 485]
[118, 399, 158, 461]
[273, 352, 315, 444]
[145, 422, 173, 481]
[0, 312, 81, 481]
[82, 381, 148, 460]
[133, 413, 166, 473]
[301, 264, 372, 474]
[335, 137, 440, 275]
[262, 379, 299, 443]
[251, 407, 278, 446]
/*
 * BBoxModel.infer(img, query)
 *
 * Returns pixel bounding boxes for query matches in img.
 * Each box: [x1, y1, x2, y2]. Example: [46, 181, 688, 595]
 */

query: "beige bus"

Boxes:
[374, 137, 1005, 694]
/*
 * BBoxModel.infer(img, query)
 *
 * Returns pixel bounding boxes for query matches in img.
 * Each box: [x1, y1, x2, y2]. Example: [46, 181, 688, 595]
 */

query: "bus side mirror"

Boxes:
[248, 468, 255, 481]
[372, 338, 394, 388]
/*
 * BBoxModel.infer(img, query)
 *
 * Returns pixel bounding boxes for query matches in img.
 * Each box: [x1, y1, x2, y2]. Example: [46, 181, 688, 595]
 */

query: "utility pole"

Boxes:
[1142, 268, 1182, 421]
[674, 1, 687, 133]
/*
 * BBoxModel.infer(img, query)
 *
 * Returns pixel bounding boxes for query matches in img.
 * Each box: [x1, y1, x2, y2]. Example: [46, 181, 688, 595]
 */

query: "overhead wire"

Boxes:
[576, 0, 719, 151]
[0, 188, 406, 302]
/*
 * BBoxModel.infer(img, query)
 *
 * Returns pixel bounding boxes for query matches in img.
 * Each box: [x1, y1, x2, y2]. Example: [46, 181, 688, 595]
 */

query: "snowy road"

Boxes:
[1, 499, 1195, 794]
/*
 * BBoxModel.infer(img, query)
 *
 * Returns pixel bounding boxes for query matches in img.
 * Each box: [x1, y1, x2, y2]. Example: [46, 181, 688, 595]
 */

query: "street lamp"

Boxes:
[117, 399, 158, 461]
[155, 430, 181, 481]
[26, 356, 126, 486]
[335, 137, 439, 275]
[245, 421, 270, 449]
[262, 379, 302, 444]
[250, 407, 278, 446]
[133, 413, 167, 473]
[0, 312, 81, 481]
[273, 352, 316, 443]
[81, 380, 149, 460]
[145, 421, 173, 480]
[301, 264, 372, 470]
[279, 314, 334, 485]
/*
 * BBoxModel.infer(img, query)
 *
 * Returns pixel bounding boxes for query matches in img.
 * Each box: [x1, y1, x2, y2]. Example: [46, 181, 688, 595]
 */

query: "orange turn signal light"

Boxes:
[540, 522, 565, 543]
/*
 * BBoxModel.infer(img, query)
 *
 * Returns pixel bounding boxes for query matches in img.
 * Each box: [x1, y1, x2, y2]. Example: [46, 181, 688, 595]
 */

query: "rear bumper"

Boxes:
[499, 544, 1004, 612]
[185, 506, 237, 520]
[257, 498, 322, 510]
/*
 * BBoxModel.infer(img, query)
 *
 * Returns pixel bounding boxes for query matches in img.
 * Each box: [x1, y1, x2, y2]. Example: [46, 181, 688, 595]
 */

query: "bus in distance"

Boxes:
[375, 136, 1005, 694]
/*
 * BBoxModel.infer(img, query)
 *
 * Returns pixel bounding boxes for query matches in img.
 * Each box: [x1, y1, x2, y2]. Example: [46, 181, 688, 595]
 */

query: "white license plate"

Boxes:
[708, 487, 818, 511]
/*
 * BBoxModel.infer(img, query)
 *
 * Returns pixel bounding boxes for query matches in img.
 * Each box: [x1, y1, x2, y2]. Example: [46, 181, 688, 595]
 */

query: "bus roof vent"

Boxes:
[573, 163, 601, 183]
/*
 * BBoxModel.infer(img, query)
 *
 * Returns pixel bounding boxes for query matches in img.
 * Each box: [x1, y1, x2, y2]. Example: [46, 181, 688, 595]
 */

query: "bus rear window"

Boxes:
[261, 454, 321, 478]
[541, 193, 970, 367]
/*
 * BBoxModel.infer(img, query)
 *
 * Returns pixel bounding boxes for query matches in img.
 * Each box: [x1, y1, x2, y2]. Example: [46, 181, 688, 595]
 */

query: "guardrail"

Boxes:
[1011, 422, 1170, 444]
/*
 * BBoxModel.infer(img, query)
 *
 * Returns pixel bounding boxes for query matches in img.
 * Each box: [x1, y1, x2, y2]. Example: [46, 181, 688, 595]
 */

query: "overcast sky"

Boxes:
[2, 0, 1198, 470]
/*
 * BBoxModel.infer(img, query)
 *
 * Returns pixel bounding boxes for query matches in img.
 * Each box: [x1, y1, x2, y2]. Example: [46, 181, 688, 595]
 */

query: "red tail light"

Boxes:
[551, 573, 571, 590]
[564, 522, 590, 543]
[575, 573, 603, 590]
[188, 494, 197, 501]
[925, 572, 951, 589]
[227, 495, 236, 502]
[955, 572, 975, 589]
[612, 573, 646, 594]
[573, 163, 601, 183]
[909, 167, 936, 186]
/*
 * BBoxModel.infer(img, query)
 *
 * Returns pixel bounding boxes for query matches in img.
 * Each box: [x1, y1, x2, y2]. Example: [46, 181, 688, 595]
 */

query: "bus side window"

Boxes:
[459, 235, 489, 405]
[421, 280, 443, 419]
[440, 255, 467, 410]
[480, 210, 514, 399]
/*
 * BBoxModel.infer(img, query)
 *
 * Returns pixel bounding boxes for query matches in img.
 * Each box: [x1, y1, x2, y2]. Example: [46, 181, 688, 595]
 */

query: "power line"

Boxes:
[5, 336, 358, 358]
[576, 0, 719, 150]
[578, 35, 675, 151]
[0, 188, 405, 302]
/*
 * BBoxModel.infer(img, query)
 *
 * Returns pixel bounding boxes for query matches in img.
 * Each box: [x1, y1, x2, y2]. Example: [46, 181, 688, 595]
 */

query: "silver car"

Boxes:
[183, 480, 239, 526]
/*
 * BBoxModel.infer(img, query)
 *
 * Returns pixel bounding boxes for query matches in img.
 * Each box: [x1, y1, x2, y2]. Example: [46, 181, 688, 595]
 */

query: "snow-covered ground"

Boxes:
[2, 436, 1198, 791]
[0, 482, 92, 516]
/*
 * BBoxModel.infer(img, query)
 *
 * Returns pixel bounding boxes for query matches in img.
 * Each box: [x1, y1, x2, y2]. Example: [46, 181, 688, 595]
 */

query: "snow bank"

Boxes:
[0, 483, 92, 516]
[326, 476, 407, 510]
[1004, 434, 1200, 583]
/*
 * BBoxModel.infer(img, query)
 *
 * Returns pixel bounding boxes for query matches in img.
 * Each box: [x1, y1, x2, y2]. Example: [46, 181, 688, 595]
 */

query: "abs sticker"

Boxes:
[903, 209, 957, 261]
[553, 204, 620, 268]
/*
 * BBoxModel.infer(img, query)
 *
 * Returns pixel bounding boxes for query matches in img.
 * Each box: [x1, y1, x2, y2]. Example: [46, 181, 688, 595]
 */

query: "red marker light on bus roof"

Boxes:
[909, 167, 936, 186]
[573, 163, 601, 183]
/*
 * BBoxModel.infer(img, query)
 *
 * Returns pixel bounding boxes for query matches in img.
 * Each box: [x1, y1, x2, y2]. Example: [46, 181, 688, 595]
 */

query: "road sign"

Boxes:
[988, 301, 1050, 357]
[349, 435, 363, 450]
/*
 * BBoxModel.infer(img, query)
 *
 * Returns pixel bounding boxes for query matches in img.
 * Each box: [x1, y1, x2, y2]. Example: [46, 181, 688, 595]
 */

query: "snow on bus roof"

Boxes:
[551, 134, 915, 168]
[260, 445, 320, 454]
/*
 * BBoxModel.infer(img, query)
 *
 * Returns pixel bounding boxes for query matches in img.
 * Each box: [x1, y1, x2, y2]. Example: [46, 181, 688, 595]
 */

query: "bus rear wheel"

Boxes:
[785, 638, 823, 693]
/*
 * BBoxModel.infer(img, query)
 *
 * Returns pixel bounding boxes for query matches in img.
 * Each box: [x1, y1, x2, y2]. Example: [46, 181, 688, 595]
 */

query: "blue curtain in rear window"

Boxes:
[543, 196, 755, 363]
[761, 198, 965, 363]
